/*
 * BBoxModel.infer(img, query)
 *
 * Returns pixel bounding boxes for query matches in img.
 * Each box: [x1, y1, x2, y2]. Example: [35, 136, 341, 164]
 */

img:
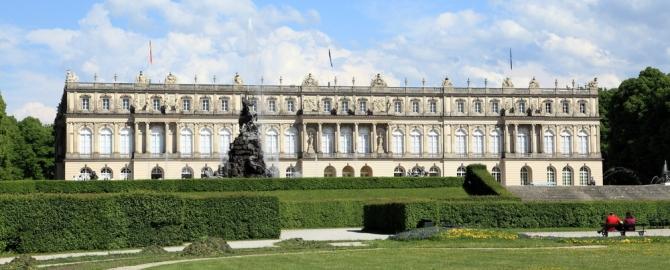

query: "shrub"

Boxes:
[434, 228, 518, 240]
[390, 227, 443, 241]
[182, 237, 232, 256]
[463, 164, 514, 197]
[2, 255, 37, 270]
[0, 193, 279, 253]
[0, 177, 463, 194]
[281, 201, 366, 228]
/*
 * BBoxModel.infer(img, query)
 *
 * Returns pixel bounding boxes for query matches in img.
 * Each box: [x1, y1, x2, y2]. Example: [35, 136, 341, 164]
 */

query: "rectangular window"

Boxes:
[286, 134, 296, 154]
[490, 134, 500, 154]
[202, 99, 210, 111]
[287, 100, 294, 112]
[544, 136, 554, 154]
[428, 136, 438, 154]
[359, 101, 367, 112]
[221, 99, 229, 111]
[516, 134, 527, 153]
[545, 103, 552, 114]
[474, 102, 482, 113]
[153, 99, 161, 111]
[122, 98, 130, 110]
[456, 136, 466, 154]
[102, 98, 110, 110]
[562, 102, 569, 113]
[561, 135, 571, 154]
[412, 101, 419, 113]
[457, 101, 464, 113]
[518, 102, 526, 113]
[183, 99, 191, 111]
[120, 133, 131, 155]
[342, 101, 349, 112]
[394, 101, 402, 113]
[579, 136, 588, 154]
[579, 103, 586, 114]
[81, 98, 89, 111]
[323, 100, 331, 112]
[491, 102, 499, 113]
[429, 101, 437, 113]
[268, 100, 276, 112]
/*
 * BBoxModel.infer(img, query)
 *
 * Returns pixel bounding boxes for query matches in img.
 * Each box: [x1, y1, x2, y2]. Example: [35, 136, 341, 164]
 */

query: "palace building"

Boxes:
[54, 71, 603, 185]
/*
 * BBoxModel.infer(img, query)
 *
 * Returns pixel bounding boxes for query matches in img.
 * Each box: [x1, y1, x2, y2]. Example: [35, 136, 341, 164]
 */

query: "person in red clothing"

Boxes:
[623, 212, 636, 232]
[598, 212, 623, 235]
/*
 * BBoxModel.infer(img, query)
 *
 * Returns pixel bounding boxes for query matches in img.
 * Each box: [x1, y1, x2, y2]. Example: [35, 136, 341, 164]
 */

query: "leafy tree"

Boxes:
[18, 117, 55, 179]
[603, 67, 670, 184]
[0, 93, 24, 180]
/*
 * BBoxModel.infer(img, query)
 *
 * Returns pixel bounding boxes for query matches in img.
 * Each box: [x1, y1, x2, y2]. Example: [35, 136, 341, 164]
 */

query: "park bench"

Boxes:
[599, 224, 646, 237]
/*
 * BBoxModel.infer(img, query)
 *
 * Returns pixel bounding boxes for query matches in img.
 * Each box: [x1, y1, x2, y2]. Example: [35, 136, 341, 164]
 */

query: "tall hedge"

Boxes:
[463, 164, 513, 196]
[0, 193, 279, 253]
[364, 200, 670, 233]
[0, 177, 463, 194]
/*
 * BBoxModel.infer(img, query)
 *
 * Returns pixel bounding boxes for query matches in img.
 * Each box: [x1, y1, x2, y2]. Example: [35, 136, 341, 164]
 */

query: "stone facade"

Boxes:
[54, 72, 603, 185]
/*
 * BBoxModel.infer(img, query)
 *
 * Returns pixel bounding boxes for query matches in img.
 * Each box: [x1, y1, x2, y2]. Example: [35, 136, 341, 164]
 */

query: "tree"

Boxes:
[603, 67, 670, 184]
[0, 93, 24, 180]
[18, 117, 55, 179]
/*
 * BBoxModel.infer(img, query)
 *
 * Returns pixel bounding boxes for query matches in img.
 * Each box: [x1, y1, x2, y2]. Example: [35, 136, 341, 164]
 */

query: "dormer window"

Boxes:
[359, 100, 367, 112]
[341, 100, 349, 112]
[411, 101, 419, 113]
[122, 98, 130, 110]
[286, 100, 294, 112]
[268, 99, 276, 112]
[545, 102, 552, 114]
[323, 99, 331, 112]
[221, 99, 229, 112]
[81, 97, 90, 111]
[429, 100, 437, 113]
[456, 100, 464, 113]
[183, 99, 191, 112]
[474, 101, 482, 113]
[394, 101, 402, 113]
[579, 102, 586, 114]
[152, 98, 161, 111]
[518, 101, 526, 113]
[102, 97, 110, 111]
[562, 102, 569, 113]
[491, 101, 499, 114]
[201, 99, 210, 111]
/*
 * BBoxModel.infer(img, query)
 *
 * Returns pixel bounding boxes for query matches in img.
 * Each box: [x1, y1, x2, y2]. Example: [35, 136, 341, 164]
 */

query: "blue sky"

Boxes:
[1, 0, 670, 123]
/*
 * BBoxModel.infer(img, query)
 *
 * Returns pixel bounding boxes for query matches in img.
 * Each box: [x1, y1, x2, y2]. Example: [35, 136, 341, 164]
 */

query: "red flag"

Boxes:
[149, 41, 153, 65]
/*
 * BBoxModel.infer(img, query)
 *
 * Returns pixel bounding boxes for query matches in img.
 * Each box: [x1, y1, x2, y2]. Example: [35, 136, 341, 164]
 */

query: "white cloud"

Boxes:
[12, 102, 57, 123]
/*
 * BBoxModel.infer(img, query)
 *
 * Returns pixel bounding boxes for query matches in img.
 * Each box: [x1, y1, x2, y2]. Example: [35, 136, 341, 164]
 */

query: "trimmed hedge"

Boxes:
[0, 177, 463, 194]
[281, 201, 366, 228]
[463, 164, 514, 197]
[364, 200, 670, 233]
[0, 193, 279, 253]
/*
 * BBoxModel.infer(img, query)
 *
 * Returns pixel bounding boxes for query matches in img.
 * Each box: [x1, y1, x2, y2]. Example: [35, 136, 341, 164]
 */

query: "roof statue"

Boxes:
[502, 77, 514, 88]
[302, 73, 318, 87]
[587, 77, 598, 90]
[370, 73, 387, 87]
[528, 76, 540, 89]
[65, 70, 79, 83]
[233, 72, 244, 85]
[442, 76, 453, 88]
[165, 72, 178, 84]
[135, 71, 149, 85]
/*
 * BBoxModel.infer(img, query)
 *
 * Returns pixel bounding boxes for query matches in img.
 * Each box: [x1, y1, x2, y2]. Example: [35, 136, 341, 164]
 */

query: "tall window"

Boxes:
[285, 128, 297, 154]
[341, 100, 349, 112]
[339, 127, 353, 153]
[122, 98, 130, 110]
[428, 130, 439, 154]
[99, 128, 112, 155]
[457, 166, 466, 177]
[79, 128, 92, 155]
[520, 166, 530, 185]
[544, 131, 555, 154]
[200, 128, 212, 156]
[457, 101, 464, 113]
[81, 97, 90, 111]
[516, 131, 528, 154]
[490, 130, 501, 154]
[547, 167, 556, 185]
[323, 99, 331, 112]
[561, 130, 572, 155]
[221, 99, 229, 112]
[562, 167, 573, 186]
[180, 128, 192, 155]
[579, 102, 587, 114]
[153, 98, 161, 111]
[562, 102, 569, 113]
[394, 101, 402, 113]
[473, 129, 484, 155]
[357, 127, 370, 154]
[410, 129, 421, 154]
[201, 99, 210, 111]
[266, 129, 278, 154]
[286, 100, 294, 112]
[321, 127, 335, 154]
[491, 101, 499, 114]
[120, 128, 132, 155]
[578, 131, 589, 155]
[392, 130, 404, 154]
[579, 166, 590, 185]
[474, 101, 482, 113]
[518, 101, 526, 113]
[219, 129, 231, 154]
[456, 129, 467, 155]
[491, 166, 501, 183]
[411, 101, 419, 113]
[150, 126, 164, 155]
[359, 100, 367, 112]
[545, 102, 552, 114]
[268, 99, 276, 112]
[429, 100, 437, 113]
[394, 166, 405, 177]
[183, 99, 191, 111]
[102, 98, 110, 111]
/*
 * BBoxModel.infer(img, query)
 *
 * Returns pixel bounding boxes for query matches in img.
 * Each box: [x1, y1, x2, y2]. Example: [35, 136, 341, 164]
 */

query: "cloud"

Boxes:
[12, 102, 57, 123]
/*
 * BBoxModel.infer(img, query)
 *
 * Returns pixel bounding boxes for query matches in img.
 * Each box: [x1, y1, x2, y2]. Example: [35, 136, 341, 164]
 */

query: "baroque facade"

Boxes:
[55, 71, 603, 185]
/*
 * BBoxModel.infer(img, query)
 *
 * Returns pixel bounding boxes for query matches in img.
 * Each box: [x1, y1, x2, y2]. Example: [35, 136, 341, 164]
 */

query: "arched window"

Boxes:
[286, 166, 297, 178]
[490, 129, 501, 154]
[121, 166, 132, 180]
[285, 128, 298, 154]
[339, 127, 353, 153]
[321, 127, 335, 154]
[516, 129, 528, 154]
[455, 129, 467, 155]
[410, 129, 422, 154]
[79, 128, 92, 155]
[392, 130, 404, 154]
[180, 128, 193, 156]
[150, 126, 164, 155]
[200, 128, 212, 156]
[394, 166, 405, 177]
[79, 166, 94, 180]
[561, 130, 572, 155]
[473, 129, 484, 155]
[491, 166, 501, 183]
[578, 130, 589, 155]
[357, 127, 370, 154]
[429, 166, 440, 177]
[324, 166, 336, 177]
[181, 166, 193, 179]
[428, 130, 439, 155]
[544, 130, 555, 154]
[151, 166, 163, 180]
[520, 166, 531, 185]
[579, 166, 590, 185]
[360, 165, 373, 177]
[456, 166, 466, 177]
[342, 166, 355, 177]
[99, 128, 113, 155]
[265, 129, 279, 154]
[411, 166, 423, 177]
[119, 127, 132, 155]
[547, 166, 556, 185]
[201, 166, 213, 178]
[562, 166, 573, 186]
[100, 167, 112, 180]
[219, 128, 232, 155]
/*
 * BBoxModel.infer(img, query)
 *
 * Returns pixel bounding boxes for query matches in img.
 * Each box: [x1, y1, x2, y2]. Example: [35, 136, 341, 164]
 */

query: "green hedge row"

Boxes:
[280, 201, 366, 228]
[0, 177, 463, 194]
[0, 193, 279, 253]
[364, 200, 670, 233]
[463, 164, 514, 197]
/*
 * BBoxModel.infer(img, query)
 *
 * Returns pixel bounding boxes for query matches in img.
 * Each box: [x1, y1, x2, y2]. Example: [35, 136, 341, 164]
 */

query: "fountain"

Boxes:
[206, 98, 272, 178]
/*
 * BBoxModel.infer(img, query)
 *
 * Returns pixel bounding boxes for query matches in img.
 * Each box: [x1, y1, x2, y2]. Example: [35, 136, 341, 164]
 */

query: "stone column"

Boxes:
[595, 125, 601, 154]
[504, 124, 511, 154]
[354, 123, 359, 154]
[176, 123, 182, 156]
[165, 122, 172, 154]
[194, 123, 200, 156]
[403, 124, 408, 154]
[531, 124, 537, 154]
[514, 124, 519, 153]
[67, 123, 74, 154]
[92, 123, 98, 155]
[572, 125, 578, 155]
[422, 125, 428, 156]
[554, 124, 559, 156]
[213, 125, 220, 156]
[73, 124, 79, 154]
[145, 122, 151, 154]
[113, 123, 120, 155]
[134, 122, 141, 154]
[317, 123, 322, 153]
[483, 125, 489, 155]
[371, 123, 377, 154]
[335, 123, 340, 153]
[301, 123, 307, 154]
[386, 124, 392, 154]
[279, 124, 285, 154]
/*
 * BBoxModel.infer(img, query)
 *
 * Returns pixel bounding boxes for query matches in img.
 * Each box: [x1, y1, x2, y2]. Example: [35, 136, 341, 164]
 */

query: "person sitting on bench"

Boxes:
[623, 212, 636, 232]
[598, 212, 623, 234]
